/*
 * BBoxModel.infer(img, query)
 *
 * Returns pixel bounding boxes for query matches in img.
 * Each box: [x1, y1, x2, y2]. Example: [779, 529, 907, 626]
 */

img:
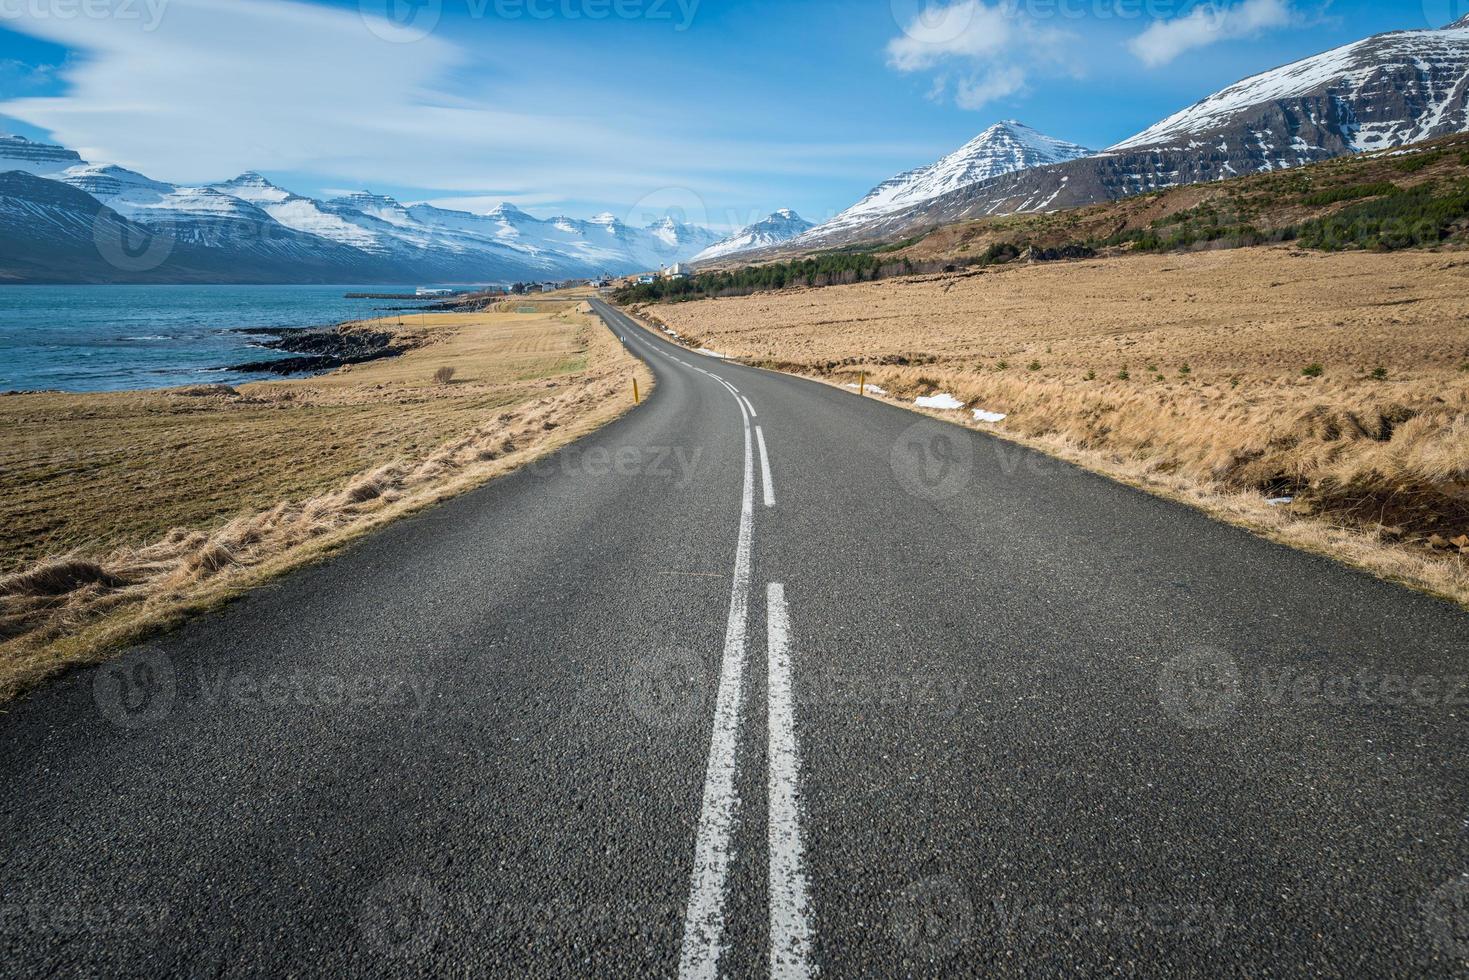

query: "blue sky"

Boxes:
[0, 0, 1456, 229]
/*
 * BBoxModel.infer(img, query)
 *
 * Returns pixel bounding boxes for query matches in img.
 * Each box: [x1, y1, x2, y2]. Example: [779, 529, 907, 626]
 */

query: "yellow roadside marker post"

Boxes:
[859, 371, 866, 397]
[634, 378, 641, 404]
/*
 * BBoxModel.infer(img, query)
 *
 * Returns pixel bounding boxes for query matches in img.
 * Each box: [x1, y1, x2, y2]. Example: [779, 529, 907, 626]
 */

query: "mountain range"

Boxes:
[780, 15, 1469, 252]
[6, 16, 1469, 281]
[692, 209, 814, 263]
[0, 140, 723, 284]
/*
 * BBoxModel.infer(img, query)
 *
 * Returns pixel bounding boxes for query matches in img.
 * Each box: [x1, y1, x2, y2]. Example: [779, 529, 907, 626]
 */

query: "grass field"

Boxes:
[0, 297, 648, 699]
[641, 246, 1469, 604]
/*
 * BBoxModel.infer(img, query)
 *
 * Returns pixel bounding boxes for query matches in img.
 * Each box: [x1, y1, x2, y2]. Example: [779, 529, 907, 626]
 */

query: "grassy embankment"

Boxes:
[0, 296, 649, 700]
[639, 247, 1469, 605]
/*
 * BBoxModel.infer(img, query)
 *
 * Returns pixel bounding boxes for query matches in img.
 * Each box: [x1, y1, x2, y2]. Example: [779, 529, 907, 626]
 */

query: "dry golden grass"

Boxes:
[644, 246, 1469, 604]
[0, 299, 650, 700]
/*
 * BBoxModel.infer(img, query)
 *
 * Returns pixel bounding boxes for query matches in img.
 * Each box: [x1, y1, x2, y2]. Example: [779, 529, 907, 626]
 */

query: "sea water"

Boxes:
[0, 284, 447, 393]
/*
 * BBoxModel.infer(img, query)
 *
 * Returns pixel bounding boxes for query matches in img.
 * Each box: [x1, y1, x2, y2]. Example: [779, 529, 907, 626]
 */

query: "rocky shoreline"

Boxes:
[225, 325, 409, 376]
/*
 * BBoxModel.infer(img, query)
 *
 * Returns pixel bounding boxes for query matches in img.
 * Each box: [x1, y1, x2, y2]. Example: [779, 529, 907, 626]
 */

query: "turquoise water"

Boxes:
[0, 285, 453, 393]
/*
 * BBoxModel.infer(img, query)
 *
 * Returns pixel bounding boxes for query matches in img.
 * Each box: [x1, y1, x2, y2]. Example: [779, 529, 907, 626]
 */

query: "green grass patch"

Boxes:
[1297, 181, 1469, 251]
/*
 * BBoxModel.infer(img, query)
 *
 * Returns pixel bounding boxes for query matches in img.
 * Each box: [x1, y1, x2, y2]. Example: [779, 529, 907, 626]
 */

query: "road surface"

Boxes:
[3, 298, 1468, 977]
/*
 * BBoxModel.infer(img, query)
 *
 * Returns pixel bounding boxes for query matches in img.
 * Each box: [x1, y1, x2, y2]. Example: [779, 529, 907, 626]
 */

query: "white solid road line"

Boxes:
[766, 584, 813, 979]
[678, 394, 756, 980]
[741, 396, 757, 418]
[756, 425, 776, 509]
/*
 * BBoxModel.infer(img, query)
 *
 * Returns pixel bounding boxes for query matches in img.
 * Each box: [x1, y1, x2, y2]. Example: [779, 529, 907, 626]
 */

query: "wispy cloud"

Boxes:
[885, 0, 1070, 110]
[0, 0, 874, 220]
[1128, 0, 1300, 68]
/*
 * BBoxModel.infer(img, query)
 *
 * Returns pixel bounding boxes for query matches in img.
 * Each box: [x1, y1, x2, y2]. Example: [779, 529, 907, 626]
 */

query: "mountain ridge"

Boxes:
[777, 20, 1469, 254]
[692, 209, 814, 263]
[0, 141, 720, 284]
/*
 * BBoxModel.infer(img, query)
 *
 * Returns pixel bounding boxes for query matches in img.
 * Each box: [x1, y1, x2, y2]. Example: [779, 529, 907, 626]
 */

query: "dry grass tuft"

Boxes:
[0, 559, 128, 598]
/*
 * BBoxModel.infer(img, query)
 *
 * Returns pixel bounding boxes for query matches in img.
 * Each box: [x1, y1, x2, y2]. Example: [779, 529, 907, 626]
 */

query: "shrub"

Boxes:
[1391, 151, 1444, 174]
[1117, 368, 1130, 380]
[1302, 363, 1324, 378]
[1297, 181, 1469, 251]
[1027, 360, 1042, 372]
[1178, 363, 1191, 376]
[1085, 369, 1097, 381]
[433, 366, 456, 385]
[1301, 182, 1398, 207]
[1370, 366, 1388, 380]
[996, 360, 1009, 370]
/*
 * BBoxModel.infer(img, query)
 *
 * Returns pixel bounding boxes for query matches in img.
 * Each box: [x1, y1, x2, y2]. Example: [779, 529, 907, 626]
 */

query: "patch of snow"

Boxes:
[845, 383, 888, 395]
[915, 393, 965, 410]
[695, 348, 727, 358]
[972, 409, 1008, 423]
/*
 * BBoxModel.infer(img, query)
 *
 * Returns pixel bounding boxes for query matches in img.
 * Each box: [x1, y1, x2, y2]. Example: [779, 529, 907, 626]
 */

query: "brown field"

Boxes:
[0, 297, 649, 699]
[642, 246, 1469, 604]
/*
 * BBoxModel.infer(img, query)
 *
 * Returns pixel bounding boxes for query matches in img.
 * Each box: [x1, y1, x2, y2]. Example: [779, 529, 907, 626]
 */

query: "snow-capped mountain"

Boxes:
[1112, 16, 1469, 155]
[0, 140, 720, 283]
[0, 134, 82, 178]
[791, 122, 1093, 248]
[795, 17, 1469, 249]
[692, 209, 814, 263]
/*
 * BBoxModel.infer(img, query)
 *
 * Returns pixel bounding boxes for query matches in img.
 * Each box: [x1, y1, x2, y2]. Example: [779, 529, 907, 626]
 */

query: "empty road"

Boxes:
[3, 298, 1468, 977]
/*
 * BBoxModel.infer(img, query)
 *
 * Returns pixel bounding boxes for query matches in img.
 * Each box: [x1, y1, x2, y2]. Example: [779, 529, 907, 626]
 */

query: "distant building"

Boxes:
[638, 275, 656, 285]
[661, 263, 689, 279]
[541, 283, 557, 293]
[416, 287, 454, 297]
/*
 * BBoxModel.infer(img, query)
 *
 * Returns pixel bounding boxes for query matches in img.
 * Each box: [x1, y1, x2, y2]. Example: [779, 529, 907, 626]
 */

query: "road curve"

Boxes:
[3, 298, 1468, 977]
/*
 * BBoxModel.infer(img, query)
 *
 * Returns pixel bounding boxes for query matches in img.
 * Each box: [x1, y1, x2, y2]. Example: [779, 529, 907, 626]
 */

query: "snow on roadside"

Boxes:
[845, 383, 888, 395]
[972, 409, 1007, 423]
[695, 348, 727, 358]
[915, 393, 964, 410]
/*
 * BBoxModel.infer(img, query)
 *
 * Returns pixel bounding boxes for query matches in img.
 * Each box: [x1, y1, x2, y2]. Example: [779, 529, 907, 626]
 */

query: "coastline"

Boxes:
[226, 322, 419, 375]
[0, 295, 653, 701]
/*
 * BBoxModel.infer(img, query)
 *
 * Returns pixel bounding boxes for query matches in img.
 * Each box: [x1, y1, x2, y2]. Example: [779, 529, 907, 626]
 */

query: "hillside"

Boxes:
[626, 132, 1469, 304]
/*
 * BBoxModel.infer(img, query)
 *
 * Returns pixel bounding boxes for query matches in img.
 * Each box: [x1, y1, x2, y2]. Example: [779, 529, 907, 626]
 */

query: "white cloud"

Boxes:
[1128, 0, 1299, 68]
[885, 0, 1068, 110]
[0, 0, 834, 218]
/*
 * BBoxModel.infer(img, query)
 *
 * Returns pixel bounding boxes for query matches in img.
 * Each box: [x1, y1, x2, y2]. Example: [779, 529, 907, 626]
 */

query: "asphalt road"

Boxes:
[3, 297, 1468, 978]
